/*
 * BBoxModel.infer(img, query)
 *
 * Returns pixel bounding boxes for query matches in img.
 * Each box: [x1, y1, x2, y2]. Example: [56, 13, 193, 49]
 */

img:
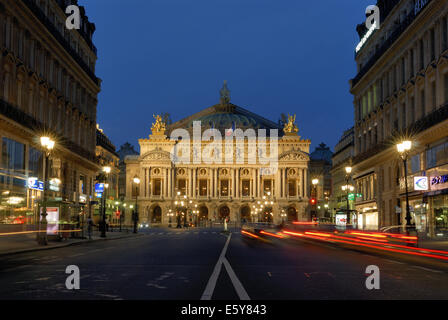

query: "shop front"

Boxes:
[429, 193, 448, 237]
[423, 165, 448, 238]
[355, 202, 378, 230]
[0, 175, 37, 232]
[410, 199, 427, 233]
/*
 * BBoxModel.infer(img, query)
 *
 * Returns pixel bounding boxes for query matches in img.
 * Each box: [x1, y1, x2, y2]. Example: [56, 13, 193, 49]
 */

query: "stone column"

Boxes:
[304, 169, 308, 198]
[150, 167, 152, 198]
[168, 167, 172, 198]
[207, 175, 210, 197]
[252, 168, 256, 197]
[275, 168, 281, 198]
[235, 169, 240, 199]
[193, 168, 196, 198]
[213, 169, 219, 198]
[188, 168, 192, 197]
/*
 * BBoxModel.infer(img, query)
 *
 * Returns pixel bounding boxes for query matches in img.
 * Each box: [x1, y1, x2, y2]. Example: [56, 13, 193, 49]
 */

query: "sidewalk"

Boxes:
[0, 230, 142, 256]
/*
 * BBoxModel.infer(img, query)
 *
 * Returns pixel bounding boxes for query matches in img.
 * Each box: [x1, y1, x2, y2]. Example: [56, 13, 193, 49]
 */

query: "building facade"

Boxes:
[350, 0, 448, 234]
[330, 127, 355, 224]
[125, 87, 311, 226]
[117, 142, 138, 200]
[0, 0, 100, 228]
[309, 143, 333, 221]
[94, 126, 120, 225]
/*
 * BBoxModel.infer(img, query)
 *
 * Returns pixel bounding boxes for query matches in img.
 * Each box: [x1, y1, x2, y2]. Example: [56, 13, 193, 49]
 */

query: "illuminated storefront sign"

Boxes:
[95, 183, 105, 193]
[49, 179, 60, 192]
[414, 176, 428, 191]
[27, 177, 44, 191]
[431, 175, 448, 186]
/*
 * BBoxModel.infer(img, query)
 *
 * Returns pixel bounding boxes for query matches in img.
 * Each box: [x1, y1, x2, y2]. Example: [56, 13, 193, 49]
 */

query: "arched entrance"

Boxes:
[240, 206, 251, 222]
[151, 205, 162, 223]
[219, 205, 230, 221]
[199, 206, 208, 221]
[287, 207, 297, 222]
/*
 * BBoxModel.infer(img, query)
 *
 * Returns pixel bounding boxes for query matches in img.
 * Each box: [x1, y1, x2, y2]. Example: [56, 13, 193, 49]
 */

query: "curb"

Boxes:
[0, 233, 144, 257]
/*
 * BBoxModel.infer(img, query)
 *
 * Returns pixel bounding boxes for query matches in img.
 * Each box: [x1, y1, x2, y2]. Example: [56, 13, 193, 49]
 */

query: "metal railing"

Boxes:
[21, 0, 99, 85]
[352, 0, 432, 87]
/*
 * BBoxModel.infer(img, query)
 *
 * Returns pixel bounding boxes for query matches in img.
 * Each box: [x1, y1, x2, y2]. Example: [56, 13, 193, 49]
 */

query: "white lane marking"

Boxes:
[203, 232, 208, 234]
[212, 232, 217, 234]
[201, 233, 232, 300]
[412, 266, 443, 273]
[222, 257, 250, 300]
[194, 232, 199, 234]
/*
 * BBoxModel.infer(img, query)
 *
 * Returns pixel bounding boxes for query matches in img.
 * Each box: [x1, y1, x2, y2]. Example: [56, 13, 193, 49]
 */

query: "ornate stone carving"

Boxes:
[280, 151, 308, 161]
[144, 150, 170, 161]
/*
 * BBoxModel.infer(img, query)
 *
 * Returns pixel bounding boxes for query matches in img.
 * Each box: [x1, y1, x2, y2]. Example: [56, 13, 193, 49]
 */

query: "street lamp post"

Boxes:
[311, 179, 319, 221]
[344, 166, 353, 225]
[100, 166, 111, 238]
[183, 195, 189, 228]
[37, 137, 55, 245]
[262, 191, 274, 224]
[168, 209, 173, 228]
[132, 177, 140, 233]
[281, 209, 286, 225]
[397, 141, 413, 226]
[175, 191, 182, 228]
[342, 184, 354, 226]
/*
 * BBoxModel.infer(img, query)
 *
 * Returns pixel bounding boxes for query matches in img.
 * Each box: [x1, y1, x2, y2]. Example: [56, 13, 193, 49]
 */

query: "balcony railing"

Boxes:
[352, 0, 432, 87]
[353, 100, 448, 164]
[21, 0, 99, 85]
[0, 98, 97, 163]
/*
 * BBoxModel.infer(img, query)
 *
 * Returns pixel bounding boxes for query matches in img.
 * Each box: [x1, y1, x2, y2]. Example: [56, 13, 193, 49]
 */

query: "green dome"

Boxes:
[169, 103, 283, 136]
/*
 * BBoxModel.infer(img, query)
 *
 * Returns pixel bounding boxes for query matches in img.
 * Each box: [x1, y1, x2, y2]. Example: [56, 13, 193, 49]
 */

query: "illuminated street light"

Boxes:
[397, 140, 413, 226]
[311, 178, 319, 222]
[37, 136, 56, 245]
[132, 176, 140, 233]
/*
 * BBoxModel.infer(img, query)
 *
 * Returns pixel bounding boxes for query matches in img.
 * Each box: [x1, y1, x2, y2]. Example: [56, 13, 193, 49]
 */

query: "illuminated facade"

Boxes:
[330, 127, 354, 223]
[350, 0, 448, 234]
[0, 0, 100, 228]
[95, 126, 120, 225]
[125, 87, 311, 225]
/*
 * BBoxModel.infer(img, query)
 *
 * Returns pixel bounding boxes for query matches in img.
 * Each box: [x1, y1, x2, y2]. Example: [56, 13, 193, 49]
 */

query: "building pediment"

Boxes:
[141, 148, 172, 161]
[279, 150, 309, 162]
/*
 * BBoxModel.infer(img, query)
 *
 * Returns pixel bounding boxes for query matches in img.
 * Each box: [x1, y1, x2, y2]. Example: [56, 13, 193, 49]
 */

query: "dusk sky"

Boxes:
[79, 0, 373, 153]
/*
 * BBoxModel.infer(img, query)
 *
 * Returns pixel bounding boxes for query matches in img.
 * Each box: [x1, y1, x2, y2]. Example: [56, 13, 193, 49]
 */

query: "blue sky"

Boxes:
[79, 0, 373, 152]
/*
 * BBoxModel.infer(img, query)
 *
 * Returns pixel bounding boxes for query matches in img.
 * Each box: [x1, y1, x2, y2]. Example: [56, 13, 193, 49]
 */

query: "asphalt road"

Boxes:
[0, 227, 447, 300]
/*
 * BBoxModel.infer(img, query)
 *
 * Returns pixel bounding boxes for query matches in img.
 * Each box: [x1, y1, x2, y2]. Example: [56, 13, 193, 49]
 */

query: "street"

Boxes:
[0, 228, 447, 300]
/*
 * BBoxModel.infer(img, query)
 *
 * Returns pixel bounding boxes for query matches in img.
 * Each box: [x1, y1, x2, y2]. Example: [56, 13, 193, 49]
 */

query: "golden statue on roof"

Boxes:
[283, 114, 299, 134]
[151, 114, 166, 135]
